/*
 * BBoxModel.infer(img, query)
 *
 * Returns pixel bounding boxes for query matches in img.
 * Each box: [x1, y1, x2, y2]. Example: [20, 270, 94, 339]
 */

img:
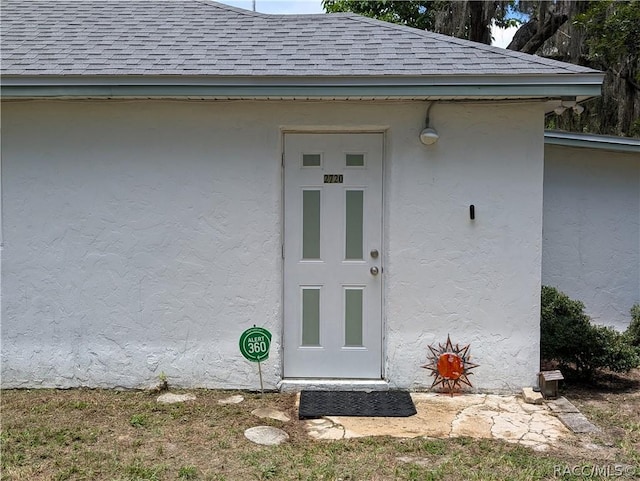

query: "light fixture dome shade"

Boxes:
[420, 127, 439, 145]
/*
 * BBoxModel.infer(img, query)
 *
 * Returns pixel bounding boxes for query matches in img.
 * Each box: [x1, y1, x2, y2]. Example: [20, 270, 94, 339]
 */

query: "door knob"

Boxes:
[370, 266, 379, 276]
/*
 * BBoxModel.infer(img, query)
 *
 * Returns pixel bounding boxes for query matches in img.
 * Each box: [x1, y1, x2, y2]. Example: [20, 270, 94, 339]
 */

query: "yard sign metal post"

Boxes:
[239, 326, 272, 395]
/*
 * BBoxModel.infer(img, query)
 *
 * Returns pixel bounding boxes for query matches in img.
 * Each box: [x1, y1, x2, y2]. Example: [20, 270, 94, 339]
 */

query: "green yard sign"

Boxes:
[239, 326, 272, 363]
[239, 326, 272, 395]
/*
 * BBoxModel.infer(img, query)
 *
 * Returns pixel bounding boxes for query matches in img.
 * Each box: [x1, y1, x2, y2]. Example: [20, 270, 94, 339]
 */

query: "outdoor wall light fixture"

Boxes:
[554, 97, 585, 115]
[420, 102, 440, 145]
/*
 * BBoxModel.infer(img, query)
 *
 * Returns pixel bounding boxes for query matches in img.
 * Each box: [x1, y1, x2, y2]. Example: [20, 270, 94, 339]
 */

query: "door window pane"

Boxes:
[345, 190, 363, 260]
[302, 288, 320, 346]
[303, 190, 321, 259]
[345, 153, 365, 167]
[345, 288, 363, 346]
[303, 153, 322, 167]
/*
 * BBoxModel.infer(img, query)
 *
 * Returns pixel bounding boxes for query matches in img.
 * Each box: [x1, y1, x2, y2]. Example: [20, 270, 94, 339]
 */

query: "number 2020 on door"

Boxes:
[324, 174, 343, 184]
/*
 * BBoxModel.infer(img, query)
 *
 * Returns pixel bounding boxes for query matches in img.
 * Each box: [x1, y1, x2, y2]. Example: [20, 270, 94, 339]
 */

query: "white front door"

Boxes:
[283, 133, 383, 378]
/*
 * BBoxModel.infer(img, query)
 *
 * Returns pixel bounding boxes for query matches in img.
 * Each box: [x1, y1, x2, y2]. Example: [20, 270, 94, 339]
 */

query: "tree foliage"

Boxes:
[322, 0, 640, 137]
[323, 1, 435, 30]
[323, 1, 566, 47]
[323, 1, 519, 44]
[546, 1, 640, 137]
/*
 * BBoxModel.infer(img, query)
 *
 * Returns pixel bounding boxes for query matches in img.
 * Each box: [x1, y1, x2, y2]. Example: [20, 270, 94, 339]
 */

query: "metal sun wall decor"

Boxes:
[422, 334, 479, 396]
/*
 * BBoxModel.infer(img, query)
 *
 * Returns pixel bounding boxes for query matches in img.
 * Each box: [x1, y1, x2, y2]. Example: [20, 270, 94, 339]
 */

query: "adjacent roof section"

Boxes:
[545, 131, 640, 154]
[1, 0, 604, 99]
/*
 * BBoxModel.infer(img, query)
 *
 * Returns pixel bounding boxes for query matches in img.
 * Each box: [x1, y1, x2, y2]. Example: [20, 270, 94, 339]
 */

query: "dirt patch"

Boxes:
[558, 369, 640, 465]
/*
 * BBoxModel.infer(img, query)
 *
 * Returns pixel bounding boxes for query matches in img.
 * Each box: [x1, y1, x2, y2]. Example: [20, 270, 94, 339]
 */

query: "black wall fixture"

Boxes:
[470, 205, 475, 220]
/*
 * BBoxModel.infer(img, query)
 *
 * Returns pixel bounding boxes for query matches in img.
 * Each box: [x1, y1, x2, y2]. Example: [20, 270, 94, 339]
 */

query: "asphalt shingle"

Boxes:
[1, 0, 598, 77]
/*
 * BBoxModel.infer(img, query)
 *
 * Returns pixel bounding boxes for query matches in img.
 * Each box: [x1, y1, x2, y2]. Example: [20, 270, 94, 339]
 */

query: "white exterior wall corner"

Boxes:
[1, 99, 545, 391]
[384, 102, 545, 392]
[543, 144, 640, 330]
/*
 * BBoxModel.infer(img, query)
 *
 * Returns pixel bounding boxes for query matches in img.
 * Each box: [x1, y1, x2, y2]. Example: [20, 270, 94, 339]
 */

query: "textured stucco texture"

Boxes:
[543, 144, 640, 330]
[1, 100, 545, 390]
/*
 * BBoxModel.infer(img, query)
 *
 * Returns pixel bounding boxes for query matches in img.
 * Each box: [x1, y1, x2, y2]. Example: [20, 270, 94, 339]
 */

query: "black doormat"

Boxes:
[298, 390, 417, 419]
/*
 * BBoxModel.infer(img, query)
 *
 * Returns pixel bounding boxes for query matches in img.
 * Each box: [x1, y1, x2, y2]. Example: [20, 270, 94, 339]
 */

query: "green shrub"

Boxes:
[540, 286, 591, 373]
[625, 304, 640, 347]
[540, 286, 640, 378]
[590, 324, 640, 373]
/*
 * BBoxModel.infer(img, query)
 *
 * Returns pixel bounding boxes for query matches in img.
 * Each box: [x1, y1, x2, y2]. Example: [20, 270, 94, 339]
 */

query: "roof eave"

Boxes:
[1, 74, 604, 100]
[544, 130, 640, 154]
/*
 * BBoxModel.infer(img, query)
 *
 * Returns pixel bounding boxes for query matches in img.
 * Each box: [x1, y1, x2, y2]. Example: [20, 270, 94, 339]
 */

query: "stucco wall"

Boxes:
[1, 99, 545, 390]
[384, 103, 544, 391]
[543, 144, 640, 330]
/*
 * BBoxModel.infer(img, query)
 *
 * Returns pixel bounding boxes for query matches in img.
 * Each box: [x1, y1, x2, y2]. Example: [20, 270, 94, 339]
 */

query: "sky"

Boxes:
[217, 0, 518, 48]
[220, 0, 324, 15]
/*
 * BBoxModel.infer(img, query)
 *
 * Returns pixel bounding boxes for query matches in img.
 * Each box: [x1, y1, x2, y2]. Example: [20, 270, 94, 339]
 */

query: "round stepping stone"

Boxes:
[251, 407, 291, 422]
[244, 426, 289, 446]
[217, 394, 244, 405]
[156, 393, 196, 404]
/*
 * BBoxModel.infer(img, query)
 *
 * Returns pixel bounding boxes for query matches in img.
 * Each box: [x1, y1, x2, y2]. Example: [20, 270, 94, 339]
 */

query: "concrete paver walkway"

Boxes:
[304, 393, 572, 452]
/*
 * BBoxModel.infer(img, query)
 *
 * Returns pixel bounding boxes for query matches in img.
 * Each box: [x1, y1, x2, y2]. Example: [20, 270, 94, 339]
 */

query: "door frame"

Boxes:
[280, 128, 387, 380]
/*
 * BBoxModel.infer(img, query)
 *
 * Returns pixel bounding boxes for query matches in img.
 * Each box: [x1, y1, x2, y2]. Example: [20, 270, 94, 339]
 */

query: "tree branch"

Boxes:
[507, 12, 568, 54]
[507, 19, 538, 51]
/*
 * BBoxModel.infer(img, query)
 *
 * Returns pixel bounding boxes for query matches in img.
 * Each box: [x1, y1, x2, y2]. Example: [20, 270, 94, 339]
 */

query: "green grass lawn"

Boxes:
[1, 371, 638, 481]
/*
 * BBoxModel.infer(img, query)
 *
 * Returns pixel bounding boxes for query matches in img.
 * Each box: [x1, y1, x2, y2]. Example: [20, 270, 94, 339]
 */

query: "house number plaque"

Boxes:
[324, 174, 344, 183]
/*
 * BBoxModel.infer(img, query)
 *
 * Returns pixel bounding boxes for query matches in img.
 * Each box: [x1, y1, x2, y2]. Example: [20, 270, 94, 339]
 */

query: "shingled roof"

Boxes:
[1, 0, 604, 99]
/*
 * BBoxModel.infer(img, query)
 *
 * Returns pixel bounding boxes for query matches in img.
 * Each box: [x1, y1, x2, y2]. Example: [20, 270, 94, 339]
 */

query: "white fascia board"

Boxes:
[1, 74, 604, 99]
[544, 130, 640, 154]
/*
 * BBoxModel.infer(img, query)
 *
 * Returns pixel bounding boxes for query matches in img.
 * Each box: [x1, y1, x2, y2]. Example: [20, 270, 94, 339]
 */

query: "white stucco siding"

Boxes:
[2, 99, 545, 390]
[384, 103, 545, 391]
[543, 144, 640, 330]
[1, 100, 284, 389]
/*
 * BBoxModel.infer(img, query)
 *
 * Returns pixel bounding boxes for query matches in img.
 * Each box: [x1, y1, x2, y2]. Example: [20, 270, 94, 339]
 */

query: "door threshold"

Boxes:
[278, 379, 390, 392]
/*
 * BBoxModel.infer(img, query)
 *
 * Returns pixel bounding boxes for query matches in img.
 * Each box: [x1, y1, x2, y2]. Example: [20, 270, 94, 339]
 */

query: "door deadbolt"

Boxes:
[370, 266, 379, 276]
[370, 249, 379, 259]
